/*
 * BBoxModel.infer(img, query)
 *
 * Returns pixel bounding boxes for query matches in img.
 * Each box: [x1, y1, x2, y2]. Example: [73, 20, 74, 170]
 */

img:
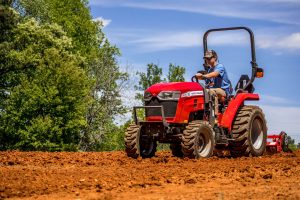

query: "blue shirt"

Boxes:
[206, 63, 231, 95]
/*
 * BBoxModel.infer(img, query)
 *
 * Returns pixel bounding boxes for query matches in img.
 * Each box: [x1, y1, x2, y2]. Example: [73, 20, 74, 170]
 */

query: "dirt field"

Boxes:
[1, 150, 300, 200]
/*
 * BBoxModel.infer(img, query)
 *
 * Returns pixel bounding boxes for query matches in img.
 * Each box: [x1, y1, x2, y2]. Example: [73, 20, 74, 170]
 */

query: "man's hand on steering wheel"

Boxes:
[195, 73, 207, 80]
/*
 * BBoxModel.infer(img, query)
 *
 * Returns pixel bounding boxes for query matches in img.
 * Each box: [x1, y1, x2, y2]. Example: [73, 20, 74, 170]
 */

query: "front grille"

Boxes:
[145, 97, 178, 117]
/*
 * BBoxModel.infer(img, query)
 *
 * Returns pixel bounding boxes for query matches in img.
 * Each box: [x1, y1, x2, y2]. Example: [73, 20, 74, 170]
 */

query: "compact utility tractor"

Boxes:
[124, 27, 267, 159]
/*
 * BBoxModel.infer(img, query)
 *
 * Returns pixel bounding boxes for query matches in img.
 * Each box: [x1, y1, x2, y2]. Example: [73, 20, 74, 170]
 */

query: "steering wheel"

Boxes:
[191, 75, 210, 82]
[191, 75, 200, 83]
[191, 74, 212, 89]
[192, 70, 210, 82]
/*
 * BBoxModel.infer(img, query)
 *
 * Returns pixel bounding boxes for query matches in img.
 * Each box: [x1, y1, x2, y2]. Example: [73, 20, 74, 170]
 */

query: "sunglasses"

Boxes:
[205, 57, 213, 60]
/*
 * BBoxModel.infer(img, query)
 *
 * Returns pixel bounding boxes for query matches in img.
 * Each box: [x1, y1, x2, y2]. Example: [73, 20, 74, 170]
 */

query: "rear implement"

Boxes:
[266, 131, 292, 154]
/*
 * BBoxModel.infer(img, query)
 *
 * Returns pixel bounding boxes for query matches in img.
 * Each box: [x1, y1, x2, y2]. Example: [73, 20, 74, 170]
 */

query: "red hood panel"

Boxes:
[146, 82, 203, 95]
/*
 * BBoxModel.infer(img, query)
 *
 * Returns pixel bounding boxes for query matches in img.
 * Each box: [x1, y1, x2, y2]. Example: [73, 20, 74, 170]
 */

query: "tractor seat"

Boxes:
[235, 74, 255, 94]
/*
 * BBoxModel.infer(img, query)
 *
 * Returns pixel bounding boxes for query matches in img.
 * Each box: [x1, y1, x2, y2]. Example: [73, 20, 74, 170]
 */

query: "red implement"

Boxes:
[266, 131, 291, 153]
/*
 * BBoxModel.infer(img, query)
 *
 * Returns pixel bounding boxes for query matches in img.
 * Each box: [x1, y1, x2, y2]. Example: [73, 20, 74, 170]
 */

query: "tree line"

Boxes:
[0, 0, 186, 151]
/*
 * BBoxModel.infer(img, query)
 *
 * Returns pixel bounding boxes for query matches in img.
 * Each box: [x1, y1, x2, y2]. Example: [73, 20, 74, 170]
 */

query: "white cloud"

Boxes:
[259, 94, 296, 105]
[257, 32, 300, 50]
[90, 1, 300, 52]
[89, 0, 118, 6]
[117, 30, 250, 52]
[256, 104, 300, 143]
[277, 33, 300, 49]
[130, 31, 202, 51]
[93, 17, 112, 27]
[90, 0, 300, 25]
[114, 28, 300, 52]
[243, 0, 300, 3]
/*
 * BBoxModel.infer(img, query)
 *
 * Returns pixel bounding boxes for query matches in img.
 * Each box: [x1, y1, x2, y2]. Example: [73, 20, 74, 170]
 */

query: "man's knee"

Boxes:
[215, 88, 226, 98]
[207, 89, 216, 96]
[208, 88, 216, 94]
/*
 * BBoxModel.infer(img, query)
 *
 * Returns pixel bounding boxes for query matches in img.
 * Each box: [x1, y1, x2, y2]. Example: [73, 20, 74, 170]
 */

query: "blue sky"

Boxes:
[89, 0, 300, 143]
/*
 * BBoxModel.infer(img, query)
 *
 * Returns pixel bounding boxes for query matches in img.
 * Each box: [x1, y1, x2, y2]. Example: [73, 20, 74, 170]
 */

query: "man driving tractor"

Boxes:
[196, 50, 231, 122]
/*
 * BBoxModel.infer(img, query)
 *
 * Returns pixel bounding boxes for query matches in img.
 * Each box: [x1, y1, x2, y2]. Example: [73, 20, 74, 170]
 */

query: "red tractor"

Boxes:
[124, 27, 267, 158]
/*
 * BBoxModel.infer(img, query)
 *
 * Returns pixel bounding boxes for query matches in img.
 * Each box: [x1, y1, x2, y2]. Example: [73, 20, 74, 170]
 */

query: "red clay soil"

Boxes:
[0, 150, 300, 200]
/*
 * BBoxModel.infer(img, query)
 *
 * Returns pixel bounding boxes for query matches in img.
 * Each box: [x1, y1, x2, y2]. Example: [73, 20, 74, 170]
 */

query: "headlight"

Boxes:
[157, 91, 180, 100]
[181, 91, 203, 98]
[144, 91, 152, 101]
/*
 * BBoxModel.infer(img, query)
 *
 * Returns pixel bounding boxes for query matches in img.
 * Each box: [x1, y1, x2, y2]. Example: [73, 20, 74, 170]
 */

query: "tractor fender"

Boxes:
[220, 93, 259, 131]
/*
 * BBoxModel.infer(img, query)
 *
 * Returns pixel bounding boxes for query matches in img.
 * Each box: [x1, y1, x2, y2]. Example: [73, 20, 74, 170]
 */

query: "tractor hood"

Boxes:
[146, 82, 203, 96]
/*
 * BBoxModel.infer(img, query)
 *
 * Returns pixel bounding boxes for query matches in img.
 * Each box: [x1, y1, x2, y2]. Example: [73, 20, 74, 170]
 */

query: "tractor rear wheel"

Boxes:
[124, 124, 140, 158]
[170, 143, 183, 157]
[230, 106, 267, 157]
[181, 120, 215, 158]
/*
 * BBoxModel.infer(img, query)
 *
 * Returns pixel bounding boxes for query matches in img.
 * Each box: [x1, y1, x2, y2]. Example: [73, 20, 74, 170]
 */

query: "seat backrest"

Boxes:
[235, 74, 255, 93]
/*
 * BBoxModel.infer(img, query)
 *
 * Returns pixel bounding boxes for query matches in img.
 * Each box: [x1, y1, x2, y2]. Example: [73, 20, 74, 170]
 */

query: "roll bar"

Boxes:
[203, 27, 260, 93]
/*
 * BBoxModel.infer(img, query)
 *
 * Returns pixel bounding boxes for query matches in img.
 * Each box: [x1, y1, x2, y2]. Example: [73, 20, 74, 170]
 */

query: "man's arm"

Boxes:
[196, 64, 224, 79]
[196, 71, 219, 79]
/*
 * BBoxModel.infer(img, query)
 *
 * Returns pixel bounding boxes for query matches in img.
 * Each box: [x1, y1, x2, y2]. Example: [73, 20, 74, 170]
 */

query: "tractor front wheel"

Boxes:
[170, 143, 183, 157]
[181, 120, 215, 158]
[124, 124, 157, 159]
[124, 124, 140, 158]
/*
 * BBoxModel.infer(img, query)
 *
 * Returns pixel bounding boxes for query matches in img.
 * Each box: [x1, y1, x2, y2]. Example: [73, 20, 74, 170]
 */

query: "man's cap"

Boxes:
[203, 50, 215, 58]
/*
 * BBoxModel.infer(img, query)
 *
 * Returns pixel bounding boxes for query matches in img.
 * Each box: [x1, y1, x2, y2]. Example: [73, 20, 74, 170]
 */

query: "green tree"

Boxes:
[0, 19, 91, 151]
[287, 136, 295, 145]
[98, 120, 132, 151]
[18, 0, 98, 58]
[0, 0, 19, 42]
[167, 63, 185, 82]
[82, 41, 129, 151]
[14, 0, 128, 151]
[287, 136, 297, 151]
[134, 63, 186, 101]
[0, 0, 20, 104]
[134, 63, 165, 101]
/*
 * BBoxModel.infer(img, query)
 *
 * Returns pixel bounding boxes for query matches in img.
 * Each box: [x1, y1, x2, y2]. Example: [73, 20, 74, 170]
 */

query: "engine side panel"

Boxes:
[177, 97, 205, 123]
